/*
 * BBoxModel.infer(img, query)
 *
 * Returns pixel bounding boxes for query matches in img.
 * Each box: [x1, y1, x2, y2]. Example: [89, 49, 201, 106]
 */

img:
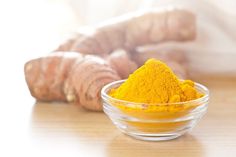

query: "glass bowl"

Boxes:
[101, 80, 209, 141]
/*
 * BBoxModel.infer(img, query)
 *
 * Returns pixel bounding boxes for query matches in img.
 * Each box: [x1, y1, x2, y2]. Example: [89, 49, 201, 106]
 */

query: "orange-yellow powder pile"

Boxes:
[110, 59, 203, 103]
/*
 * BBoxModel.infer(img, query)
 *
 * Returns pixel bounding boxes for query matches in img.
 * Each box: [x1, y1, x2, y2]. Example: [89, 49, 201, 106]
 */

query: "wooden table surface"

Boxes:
[2, 76, 235, 157]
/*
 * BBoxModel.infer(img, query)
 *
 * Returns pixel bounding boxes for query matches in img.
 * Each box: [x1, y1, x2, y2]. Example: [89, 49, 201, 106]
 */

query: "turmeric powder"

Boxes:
[109, 59, 204, 133]
[110, 59, 203, 104]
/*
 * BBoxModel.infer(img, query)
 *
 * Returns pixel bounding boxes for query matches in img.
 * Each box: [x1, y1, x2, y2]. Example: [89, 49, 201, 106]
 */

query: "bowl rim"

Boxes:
[101, 79, 209, 106]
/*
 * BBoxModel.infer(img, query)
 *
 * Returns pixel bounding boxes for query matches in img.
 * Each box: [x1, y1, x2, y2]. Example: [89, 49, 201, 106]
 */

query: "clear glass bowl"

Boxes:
[101, 80, 209, 141]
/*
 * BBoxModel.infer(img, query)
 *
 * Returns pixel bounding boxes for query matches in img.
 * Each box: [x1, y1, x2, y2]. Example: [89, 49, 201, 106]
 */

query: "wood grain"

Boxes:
[28, 77, 236, 157]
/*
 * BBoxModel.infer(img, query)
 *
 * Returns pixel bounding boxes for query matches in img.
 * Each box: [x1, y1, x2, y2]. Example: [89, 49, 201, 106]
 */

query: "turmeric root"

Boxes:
[106, 49, 138, 79]
[56, 9, 196, 55]
[56, 33, 83, 52]
[25, 9, 196, 111]
[25, 52, 138, 111]
[24, 52, 81, 101]
[63, 54, 120, 110]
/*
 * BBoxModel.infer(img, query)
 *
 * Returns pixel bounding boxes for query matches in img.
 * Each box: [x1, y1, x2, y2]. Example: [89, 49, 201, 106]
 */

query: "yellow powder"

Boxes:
[110, 59, 202, 103]
[109, 59, 204, 133]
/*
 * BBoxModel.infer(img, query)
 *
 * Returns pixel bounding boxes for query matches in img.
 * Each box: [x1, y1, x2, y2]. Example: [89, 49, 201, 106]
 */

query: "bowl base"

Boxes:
[125, 133, 181, 141]
[122, 130, 188, 141]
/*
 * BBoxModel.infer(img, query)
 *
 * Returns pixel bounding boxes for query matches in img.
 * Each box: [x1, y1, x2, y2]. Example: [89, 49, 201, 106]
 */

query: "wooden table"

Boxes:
[3, 76, 233, 157]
